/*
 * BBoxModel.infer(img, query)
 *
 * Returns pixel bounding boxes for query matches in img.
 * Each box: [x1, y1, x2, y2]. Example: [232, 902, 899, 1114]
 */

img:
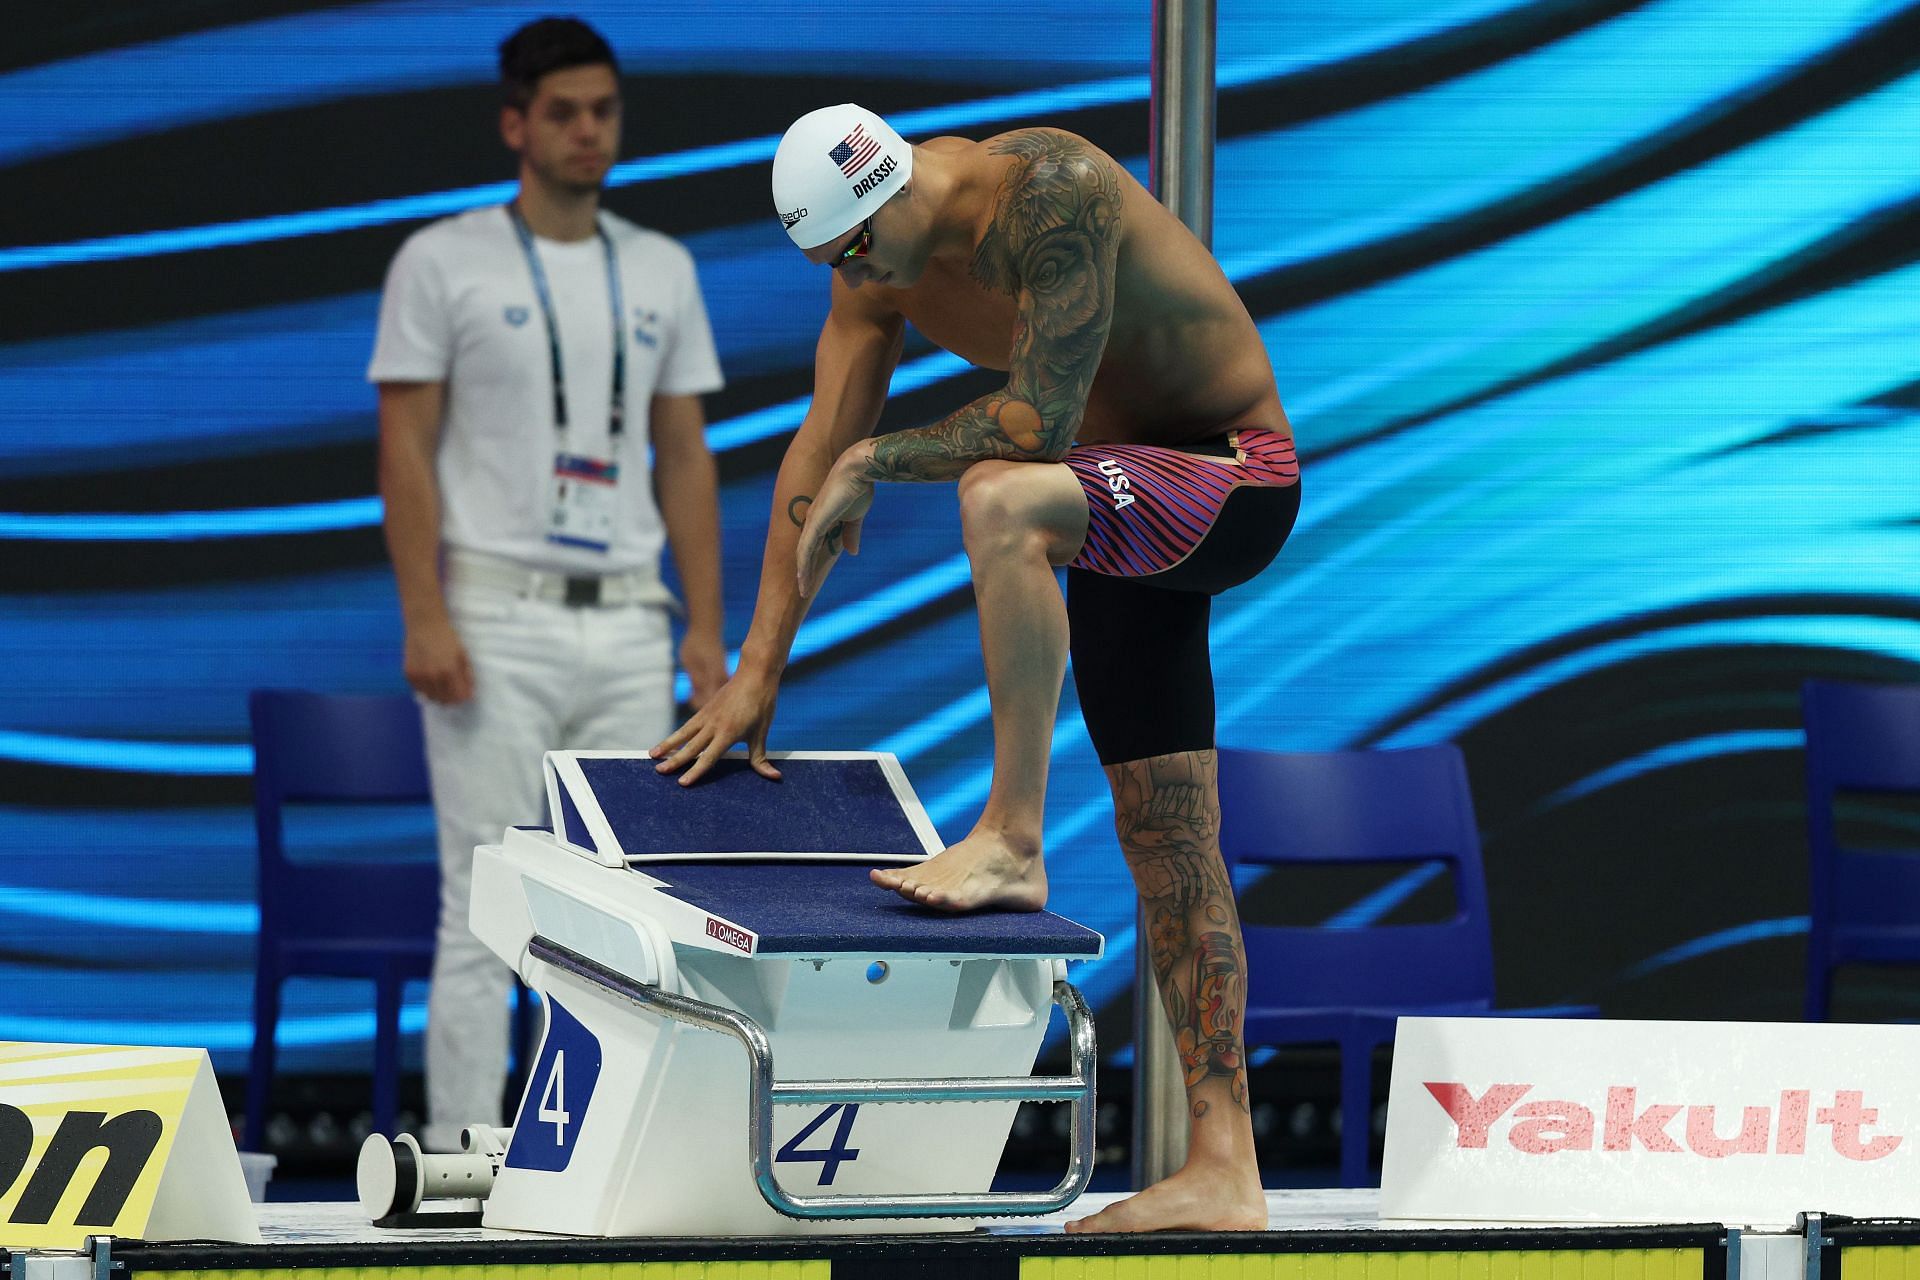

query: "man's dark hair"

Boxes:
[500, 17, 618, 110]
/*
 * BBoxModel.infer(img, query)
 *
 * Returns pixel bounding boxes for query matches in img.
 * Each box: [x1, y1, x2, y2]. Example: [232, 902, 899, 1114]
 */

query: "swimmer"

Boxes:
[652, 105, 1299, 1232]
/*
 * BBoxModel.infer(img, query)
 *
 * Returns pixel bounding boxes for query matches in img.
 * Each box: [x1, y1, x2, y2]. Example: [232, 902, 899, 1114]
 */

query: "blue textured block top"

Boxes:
[648, 861, 1103, 956]
[578, 756, 929, 857]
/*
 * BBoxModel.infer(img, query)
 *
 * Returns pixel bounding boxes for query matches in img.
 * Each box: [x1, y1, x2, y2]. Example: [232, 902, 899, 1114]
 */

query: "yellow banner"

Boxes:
[0, 1042, 246, 1250]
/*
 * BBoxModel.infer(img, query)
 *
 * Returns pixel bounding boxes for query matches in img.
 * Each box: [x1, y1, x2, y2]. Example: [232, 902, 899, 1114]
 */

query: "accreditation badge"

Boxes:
[547, 453, 619, 552]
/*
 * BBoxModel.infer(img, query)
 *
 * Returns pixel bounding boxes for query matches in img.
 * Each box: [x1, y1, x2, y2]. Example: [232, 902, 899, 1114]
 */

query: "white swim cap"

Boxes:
[771, 104, 913, 249]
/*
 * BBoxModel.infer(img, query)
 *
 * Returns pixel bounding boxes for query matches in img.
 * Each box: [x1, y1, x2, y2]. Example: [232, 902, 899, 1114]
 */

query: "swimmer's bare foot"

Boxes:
[1064, 1157, 1268, 1234]
[870, 831, 1047, 912]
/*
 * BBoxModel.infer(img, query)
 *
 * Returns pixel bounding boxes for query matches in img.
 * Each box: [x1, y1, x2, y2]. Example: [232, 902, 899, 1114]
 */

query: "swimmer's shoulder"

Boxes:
[921, 129, 1113, 166]
[977, 126, 1117, 169]
[919, 134, 975, 155]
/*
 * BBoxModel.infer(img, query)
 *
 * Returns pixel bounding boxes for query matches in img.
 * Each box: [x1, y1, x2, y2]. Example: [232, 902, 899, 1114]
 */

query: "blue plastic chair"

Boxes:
[245, 690, 438, 1152]
[1801, 679, 1920, 1021]
[1219, 744, 1544, 1188]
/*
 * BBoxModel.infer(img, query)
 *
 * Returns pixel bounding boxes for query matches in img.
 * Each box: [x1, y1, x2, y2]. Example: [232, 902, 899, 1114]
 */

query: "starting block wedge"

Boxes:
[373, 751, 1103, 1238]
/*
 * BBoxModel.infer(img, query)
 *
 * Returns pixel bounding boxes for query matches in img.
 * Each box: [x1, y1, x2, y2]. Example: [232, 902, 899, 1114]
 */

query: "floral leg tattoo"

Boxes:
[1110, 749, 1250, 1117]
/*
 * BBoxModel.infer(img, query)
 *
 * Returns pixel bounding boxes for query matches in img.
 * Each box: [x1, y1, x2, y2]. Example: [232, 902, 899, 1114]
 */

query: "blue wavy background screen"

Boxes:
[2, 0, 1917, 1070]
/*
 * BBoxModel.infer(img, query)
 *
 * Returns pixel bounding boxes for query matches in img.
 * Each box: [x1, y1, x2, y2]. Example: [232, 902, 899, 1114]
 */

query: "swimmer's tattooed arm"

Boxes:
[861, 130, 1122, 482]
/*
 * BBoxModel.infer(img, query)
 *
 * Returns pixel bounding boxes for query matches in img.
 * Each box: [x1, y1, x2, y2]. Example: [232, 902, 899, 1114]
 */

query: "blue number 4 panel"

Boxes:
[505, 998, 603, 1173]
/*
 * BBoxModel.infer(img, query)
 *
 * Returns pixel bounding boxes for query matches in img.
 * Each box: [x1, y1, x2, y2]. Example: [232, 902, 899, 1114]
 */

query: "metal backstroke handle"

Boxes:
[528, 936, 1097, 1219]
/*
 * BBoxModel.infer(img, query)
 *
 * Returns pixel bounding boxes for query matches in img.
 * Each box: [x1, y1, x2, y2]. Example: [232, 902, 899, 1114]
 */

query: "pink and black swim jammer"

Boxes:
[1062, 426, 1300, 594]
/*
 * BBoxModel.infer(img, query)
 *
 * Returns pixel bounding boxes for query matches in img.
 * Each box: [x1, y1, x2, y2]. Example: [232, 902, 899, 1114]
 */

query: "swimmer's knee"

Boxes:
[958, 460, 1081, 558]
[956, 459, 1028, 515]
[959, 462, 1049, 545]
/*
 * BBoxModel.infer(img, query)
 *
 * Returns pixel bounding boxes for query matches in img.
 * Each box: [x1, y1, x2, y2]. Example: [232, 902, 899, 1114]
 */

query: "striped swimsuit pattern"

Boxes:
[1063, 427, 1300, 578]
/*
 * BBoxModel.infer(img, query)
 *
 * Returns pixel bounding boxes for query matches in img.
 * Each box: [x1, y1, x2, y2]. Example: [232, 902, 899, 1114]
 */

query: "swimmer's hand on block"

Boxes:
[542, 750, 940, 865]
[649, 666, 783, 785]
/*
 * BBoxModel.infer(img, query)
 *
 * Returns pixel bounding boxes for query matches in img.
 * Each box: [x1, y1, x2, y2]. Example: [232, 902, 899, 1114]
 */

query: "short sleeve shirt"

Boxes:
[368, 206, 724, 574]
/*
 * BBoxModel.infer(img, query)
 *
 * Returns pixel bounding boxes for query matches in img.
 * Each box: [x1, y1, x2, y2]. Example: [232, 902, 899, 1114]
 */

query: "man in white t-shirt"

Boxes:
[368, 16, 726, 1151]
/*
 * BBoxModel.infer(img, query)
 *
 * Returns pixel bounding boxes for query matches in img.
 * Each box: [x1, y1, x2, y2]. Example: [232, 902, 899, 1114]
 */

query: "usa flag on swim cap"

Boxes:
[829, 124, 880, 176]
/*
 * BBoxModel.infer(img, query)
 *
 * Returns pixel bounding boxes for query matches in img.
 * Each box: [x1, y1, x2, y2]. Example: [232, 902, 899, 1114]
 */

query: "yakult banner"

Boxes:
[1380, 1018, 1920, 1228]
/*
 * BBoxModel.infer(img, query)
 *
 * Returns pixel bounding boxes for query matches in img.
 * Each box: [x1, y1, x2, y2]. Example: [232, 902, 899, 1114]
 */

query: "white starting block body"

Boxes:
[468, 751, 1104, 1238]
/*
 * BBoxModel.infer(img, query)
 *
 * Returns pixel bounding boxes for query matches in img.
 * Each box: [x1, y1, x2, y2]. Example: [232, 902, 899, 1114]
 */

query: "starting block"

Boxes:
[366, 751, 1103, 1237]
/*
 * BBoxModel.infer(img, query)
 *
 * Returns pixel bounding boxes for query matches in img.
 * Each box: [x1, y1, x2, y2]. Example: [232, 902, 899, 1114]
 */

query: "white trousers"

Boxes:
[419, 582, 674, 1152]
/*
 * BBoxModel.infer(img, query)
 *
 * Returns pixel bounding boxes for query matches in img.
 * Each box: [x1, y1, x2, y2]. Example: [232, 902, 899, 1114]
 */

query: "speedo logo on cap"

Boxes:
[779, 206, 807, 230]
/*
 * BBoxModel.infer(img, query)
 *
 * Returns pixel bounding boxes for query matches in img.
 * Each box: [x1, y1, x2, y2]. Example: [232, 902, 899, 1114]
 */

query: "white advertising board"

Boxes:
[1381, 1017, 1920, 1228]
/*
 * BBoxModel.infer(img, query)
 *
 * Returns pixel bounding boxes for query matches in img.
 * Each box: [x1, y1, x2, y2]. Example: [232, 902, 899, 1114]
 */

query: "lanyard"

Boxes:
[506, 202, 627, 439]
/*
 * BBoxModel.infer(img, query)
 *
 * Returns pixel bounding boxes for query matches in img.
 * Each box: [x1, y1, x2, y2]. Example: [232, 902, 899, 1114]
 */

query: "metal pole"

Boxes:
[1151, 0, 1215, 244]
[1135, 0, 1215, 1193]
